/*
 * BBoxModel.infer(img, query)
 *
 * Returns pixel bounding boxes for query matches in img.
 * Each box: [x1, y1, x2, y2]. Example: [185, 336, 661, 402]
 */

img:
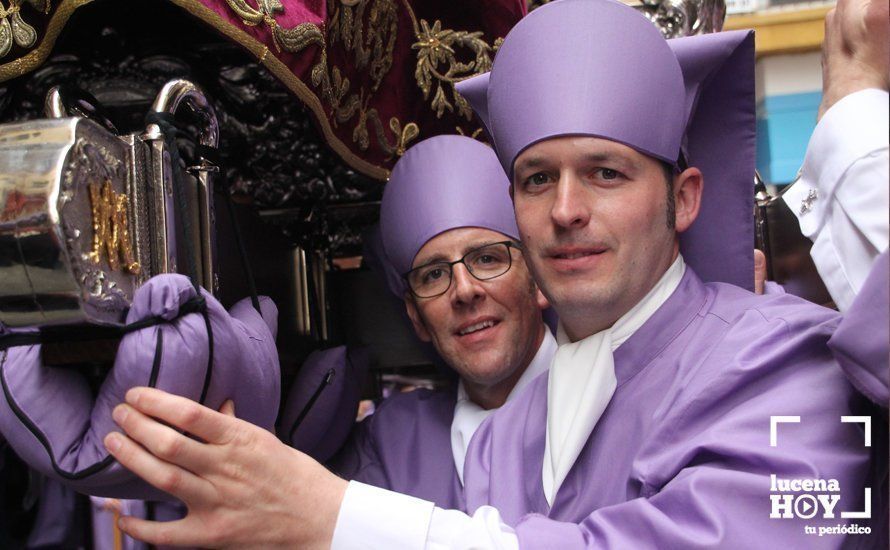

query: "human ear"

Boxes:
[673, 167, 703, 233]
[534, 284, 550, 311]
[404, 297, 432, 342]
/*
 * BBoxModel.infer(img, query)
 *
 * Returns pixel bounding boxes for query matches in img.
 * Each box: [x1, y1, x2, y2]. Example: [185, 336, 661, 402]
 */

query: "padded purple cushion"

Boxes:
[0, 274, 280, 499]
[280, 346, 368, 463]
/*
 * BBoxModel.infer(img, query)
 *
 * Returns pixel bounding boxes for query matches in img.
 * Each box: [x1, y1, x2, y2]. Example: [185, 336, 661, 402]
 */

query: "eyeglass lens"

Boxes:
[408, 242, 513, 298]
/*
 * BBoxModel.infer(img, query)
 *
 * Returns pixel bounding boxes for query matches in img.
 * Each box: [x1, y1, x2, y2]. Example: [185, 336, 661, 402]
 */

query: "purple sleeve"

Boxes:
[763, 280, 786, 295]
[26, 478, 79, 548]
[512, 311, 875, 549]
[829, 250, 889, 407]
[327, 413, 391, 490]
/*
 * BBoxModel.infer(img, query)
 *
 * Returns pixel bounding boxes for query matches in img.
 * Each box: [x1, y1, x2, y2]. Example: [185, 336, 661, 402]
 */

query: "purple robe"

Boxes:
[829, 250, 889, 408]
[329, 388, 465, 510]
[464, 268, 881, 548]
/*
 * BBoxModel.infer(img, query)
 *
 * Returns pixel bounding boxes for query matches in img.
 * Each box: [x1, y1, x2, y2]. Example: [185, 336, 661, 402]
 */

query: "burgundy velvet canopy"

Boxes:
[0, 0, 526, 180]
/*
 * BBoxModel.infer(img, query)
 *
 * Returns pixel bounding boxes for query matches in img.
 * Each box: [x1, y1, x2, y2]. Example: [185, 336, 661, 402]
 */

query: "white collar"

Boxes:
[543, 255, 686, 505]
[451, 328, 558, 484]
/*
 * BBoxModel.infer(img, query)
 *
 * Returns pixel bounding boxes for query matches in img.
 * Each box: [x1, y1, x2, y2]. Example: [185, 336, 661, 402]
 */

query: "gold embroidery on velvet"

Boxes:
[164, 0, 390, 180]
[383, 116, 418, 157]
[223, 0, 323, 54]
[456, 126, 484, 140]
[0, 0, 93, 84]
[328, 0, 396, 91]
[401, 1, 500, 121]
[310, 0, 416, 159]
[0, 0, 503, 176]
[0, 0, 47, 59]
[220, 1, 392, 149]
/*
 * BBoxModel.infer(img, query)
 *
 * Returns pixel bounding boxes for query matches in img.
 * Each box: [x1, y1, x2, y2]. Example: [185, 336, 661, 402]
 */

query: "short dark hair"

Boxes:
[662, 161, 676, 230]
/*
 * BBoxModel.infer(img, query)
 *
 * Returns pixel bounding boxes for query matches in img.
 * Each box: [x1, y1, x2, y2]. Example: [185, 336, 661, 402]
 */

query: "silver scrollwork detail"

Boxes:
[636, 0, 726, 38]
[528, 0, 726, 38]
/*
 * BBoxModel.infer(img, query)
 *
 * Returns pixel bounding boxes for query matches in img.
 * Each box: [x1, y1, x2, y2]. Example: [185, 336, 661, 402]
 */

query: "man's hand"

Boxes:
[103, 387, 348, 549]
[818, 0, 889, 120]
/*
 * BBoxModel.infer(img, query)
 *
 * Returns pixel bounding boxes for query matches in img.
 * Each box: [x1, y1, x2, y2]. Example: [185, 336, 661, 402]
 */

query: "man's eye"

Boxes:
[423, 268, 445, 283]
[477, 254, 496, 264]
[598, 168, 620, 180]
[525, 173, 550, 187]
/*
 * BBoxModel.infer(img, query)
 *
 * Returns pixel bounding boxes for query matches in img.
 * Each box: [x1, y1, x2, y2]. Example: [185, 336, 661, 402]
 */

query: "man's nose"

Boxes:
[550, 175, 591, 229]
[450, 263, 485, 306]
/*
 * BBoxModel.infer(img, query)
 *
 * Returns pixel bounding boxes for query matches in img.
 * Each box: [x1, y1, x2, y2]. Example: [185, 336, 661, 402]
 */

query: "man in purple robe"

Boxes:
[326, 0, 882, 547]
[295, 135, 555, 511]
[94, 0, 882, 548]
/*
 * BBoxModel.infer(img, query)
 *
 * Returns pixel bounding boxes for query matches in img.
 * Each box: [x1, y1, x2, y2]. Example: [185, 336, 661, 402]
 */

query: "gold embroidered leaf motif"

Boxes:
[453, 90, 470, 119]
[225, 0, 265, 25]
[0, 16, 12, 59]
[455, 126, 484, 140]
[409, 14, 497, 120]
[310, 0, 414, 158]
[414, 53, 430, 98]
[224, 0, 323, 55]
[9, 10, 36, 49]
[337, 92, 361, 124]
[271, 21, 324, 53]
[431, 85, 450, 118]
[311, 50, 329, 90]
[389, 117, 418, 157]
[340, 4, 355, 50]
[353, 108, 370, 150]
[327, 0, 398, 93]
[259, 0, 283, 14]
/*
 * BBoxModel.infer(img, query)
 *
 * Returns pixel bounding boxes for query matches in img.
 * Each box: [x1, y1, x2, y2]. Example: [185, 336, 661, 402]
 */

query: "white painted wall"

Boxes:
[755, 51, 823, 102]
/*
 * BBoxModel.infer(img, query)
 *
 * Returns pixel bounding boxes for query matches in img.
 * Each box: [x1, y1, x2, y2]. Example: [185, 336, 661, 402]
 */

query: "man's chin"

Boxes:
[461, 370, 514, 391]
[548, 286, 615, 315]
[452, 355, 514, 385]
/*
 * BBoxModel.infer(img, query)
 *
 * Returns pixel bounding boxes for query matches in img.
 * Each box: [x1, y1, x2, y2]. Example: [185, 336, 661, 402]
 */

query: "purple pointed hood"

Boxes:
[456, 0, 756, 289]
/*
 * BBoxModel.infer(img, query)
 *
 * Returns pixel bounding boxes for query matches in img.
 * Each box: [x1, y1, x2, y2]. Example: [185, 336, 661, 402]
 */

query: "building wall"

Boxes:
[755, 52, 823, 185]
[725, 2, 833, 186]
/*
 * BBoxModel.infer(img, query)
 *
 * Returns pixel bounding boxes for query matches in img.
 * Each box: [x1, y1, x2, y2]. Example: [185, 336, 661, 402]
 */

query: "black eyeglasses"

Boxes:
[404, 241, 522, 299]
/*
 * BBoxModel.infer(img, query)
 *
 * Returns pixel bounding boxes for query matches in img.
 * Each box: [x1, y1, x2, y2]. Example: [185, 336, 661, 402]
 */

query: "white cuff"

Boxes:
[428, 506, 519, 550]
[786, 88, 889, 236]
[331, 481, 435, 550]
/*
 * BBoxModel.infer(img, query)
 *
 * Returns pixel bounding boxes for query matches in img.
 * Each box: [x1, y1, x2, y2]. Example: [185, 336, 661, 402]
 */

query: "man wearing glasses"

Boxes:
[326, 134, 555, 514]
[96, 1, 878, 547]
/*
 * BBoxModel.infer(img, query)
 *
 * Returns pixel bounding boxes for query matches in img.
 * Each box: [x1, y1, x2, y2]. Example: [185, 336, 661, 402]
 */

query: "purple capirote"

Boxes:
[379, 135, 518, 291]
[456, 0, 756, 291]
[0, 274, 281, 499]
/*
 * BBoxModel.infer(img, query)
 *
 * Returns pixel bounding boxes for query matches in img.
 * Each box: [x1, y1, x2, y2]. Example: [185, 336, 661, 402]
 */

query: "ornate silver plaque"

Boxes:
[0, 80, 218, 328]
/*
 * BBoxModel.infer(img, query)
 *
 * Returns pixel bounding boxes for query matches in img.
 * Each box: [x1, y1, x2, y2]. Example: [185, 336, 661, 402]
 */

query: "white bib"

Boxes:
[542, 256, 686, 505]
[451, 329, 557, 484]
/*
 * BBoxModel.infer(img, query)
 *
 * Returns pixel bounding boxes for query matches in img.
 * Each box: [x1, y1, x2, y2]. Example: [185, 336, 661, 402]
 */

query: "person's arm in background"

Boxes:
[828, 249, 888, 407]
[784, 0, 890, 408]
[783, 0, 889, 312]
